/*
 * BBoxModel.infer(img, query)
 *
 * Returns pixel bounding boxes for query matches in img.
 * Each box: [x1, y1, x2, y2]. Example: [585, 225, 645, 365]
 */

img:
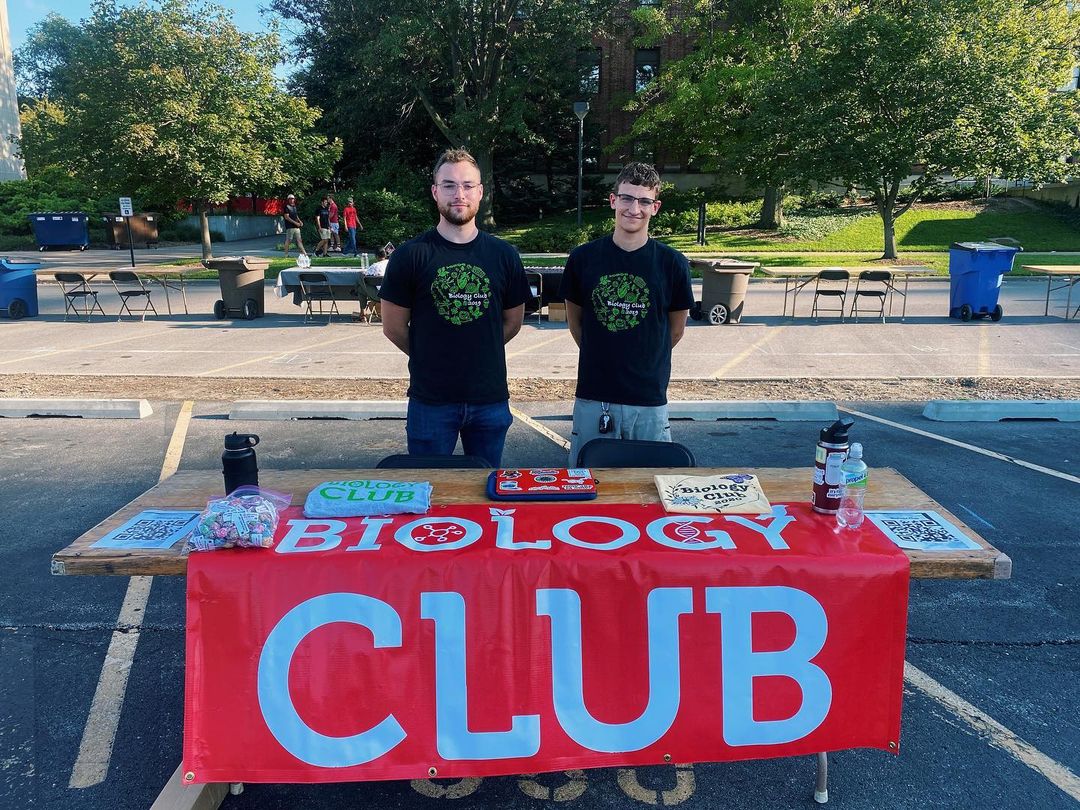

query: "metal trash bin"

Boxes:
[948, 241, 1021, 321]
[0, 259, 42, 319]
[27, 212, 90, 252]
[203, 256, 270, 320]
[688, 258, 758, 324]
[103, 213, 160, 249]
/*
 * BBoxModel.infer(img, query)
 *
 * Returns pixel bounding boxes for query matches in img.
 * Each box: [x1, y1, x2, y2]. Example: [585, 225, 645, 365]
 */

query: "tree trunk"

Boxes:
[761, 185, 785, 229]
[880, 206, 897, 260]
[200, 205, 214, 262]
[474, 146, 496, 231]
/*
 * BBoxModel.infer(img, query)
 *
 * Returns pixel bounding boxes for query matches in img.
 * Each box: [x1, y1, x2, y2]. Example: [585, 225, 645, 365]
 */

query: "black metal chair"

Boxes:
[524, 270, 543, 324]
[54, 272, 106, 321]
[109, 270, 158, 321]
[577, 438, 696, 468]
[810, 269, 850, 321]
[851, 270, 893, 322]
[376, 454, 492, 469]
[297, 271, 339, 323]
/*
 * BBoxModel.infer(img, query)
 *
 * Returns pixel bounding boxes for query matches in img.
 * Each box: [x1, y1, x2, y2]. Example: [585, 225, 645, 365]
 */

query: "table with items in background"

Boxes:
[275, 267, 381, 307]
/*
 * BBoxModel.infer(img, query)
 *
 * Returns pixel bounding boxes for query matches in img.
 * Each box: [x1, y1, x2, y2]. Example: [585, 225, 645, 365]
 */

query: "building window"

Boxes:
[634, 49, 659, 93]
[578, 48, 601, 96]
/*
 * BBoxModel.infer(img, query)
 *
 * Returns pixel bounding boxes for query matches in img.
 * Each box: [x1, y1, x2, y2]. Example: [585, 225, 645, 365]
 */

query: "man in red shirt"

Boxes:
[328, 195, 341, 252]
[342, 197, 363, 257]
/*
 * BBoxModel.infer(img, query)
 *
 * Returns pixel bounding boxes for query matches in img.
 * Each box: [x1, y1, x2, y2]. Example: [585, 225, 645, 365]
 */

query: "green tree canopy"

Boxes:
[630, 0, 839, 227]
[272, 0, 620, 229]
[16, 0, 341, 259]
[758, 0, 1080, 258]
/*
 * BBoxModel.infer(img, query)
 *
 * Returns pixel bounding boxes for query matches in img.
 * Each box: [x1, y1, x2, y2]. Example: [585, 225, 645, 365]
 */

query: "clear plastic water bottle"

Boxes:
[836, 442, 868, 529]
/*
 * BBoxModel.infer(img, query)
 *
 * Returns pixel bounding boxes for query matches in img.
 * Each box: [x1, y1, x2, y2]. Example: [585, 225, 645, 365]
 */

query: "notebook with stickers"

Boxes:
[486, 468, 598, 501]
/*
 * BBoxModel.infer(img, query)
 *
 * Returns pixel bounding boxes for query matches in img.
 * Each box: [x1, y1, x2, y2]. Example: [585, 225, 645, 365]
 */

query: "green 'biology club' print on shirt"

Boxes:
[591, 273, 651, 331]
[430, 263, 492, 325]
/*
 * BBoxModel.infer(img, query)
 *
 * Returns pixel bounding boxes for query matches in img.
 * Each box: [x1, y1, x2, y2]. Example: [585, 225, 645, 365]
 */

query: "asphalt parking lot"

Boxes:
[1, 276, 1078, 380]
[2, 401, 1077, 809]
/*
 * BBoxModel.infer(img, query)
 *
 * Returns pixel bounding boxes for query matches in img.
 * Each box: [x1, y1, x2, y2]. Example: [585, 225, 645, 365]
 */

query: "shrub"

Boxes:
[705, 200, 760, 228]
[513, 222, 606, 252]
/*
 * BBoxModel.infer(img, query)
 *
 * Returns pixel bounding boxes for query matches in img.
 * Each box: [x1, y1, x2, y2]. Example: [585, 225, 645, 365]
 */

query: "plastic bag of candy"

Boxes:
[186, 486, 291, 551]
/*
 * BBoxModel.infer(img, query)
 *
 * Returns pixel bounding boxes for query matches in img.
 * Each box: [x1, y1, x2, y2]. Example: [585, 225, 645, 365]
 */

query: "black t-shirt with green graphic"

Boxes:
[378, 229, 530, 404]
[560, 236, 693, 406]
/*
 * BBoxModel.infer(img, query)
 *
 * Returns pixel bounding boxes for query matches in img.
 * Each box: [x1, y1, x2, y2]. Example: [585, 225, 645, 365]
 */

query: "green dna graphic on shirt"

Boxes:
[591, 273, 650, 332]
[431, 264, 492, 325]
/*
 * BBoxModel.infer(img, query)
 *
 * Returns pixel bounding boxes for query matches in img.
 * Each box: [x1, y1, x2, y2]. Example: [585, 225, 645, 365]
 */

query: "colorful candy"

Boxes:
[187, 486, 290, 551]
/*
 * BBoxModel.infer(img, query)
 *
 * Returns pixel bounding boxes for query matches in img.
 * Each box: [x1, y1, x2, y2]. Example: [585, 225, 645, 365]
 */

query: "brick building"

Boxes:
[576, 7, 698, 181]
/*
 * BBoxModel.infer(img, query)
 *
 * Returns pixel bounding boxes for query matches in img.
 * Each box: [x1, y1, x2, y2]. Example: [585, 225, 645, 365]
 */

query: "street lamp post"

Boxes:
[573, 101, 590, 227]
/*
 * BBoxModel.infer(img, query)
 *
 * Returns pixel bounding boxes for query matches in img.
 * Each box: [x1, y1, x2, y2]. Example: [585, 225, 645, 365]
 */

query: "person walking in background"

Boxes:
[281, 194, 307, 258]
[559, 161, 694, 465]
[328, 194, 341, 252]
[313, 196, 331, 257]
[342, 197, 363, 257]
[378, 148, 530, 466]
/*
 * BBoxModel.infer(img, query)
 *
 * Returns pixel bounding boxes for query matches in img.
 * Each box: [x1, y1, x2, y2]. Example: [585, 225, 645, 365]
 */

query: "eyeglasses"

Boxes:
[614, 193, 658, 207]
[437, 181, 482, 194]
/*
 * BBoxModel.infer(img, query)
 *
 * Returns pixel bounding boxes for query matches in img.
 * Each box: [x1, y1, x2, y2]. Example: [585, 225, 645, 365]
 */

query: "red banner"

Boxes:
[184, 502, 908, 784]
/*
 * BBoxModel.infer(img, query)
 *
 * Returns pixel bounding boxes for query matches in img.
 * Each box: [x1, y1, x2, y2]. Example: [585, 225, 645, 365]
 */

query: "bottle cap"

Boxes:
[819, 417, 854, 443]
[224, 432, 260, 450]
[848, 442, 863, 459]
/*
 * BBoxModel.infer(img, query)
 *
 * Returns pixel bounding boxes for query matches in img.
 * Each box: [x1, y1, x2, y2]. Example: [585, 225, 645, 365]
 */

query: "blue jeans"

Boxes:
[406, 399, 513, 467]
[344, 227, 358, 255]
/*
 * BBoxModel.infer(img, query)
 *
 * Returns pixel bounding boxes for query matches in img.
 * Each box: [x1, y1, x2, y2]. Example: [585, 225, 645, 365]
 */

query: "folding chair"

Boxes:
[375, 453, 492, 469]
[524, 270, 543, 324]
[109, 270, 158, 321]
[297, 271, 339, 323]
[54, 272, 106, 321]
[577, 438, 696, 468]
[851, 270, 893, 322]
[810, 269, 849, 321]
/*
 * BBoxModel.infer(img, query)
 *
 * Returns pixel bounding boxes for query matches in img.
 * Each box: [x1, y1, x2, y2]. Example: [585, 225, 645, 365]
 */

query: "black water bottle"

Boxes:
[222, 432, 260, 494]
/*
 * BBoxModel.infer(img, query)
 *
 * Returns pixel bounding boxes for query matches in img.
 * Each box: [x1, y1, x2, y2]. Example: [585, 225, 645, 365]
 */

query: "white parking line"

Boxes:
[68, 400, 194, 789]
[905, 662, 1080, 802]
[510, 406, 571, 451]
[841, 407, 1080, 485]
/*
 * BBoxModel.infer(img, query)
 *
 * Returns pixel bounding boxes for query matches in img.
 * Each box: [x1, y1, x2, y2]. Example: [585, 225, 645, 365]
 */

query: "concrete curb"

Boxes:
[923, 399, 1080, 422]
[0, 398, 152, 419]
[667, 400, 838, 421]
[230, 400, 408, 420]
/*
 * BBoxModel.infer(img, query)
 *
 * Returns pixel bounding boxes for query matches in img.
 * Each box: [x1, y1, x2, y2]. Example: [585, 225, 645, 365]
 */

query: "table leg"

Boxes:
[1068, 276, 1077, 319]
[781, 278, 791, 317]
[901, 275, 911, 322]
[1045, 274, 1053, 317]
[158, 279, 173, 316]
[150, 762, 227, 810]
[814, 751, 829, 804]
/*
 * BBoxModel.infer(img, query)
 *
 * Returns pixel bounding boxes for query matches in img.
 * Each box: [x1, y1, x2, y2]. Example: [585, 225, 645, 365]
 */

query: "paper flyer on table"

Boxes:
[90, 510, 200, 550]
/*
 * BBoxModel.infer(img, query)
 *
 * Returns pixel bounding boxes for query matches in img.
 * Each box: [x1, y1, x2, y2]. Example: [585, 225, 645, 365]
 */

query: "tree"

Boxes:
[272, 0, 619, 229]
[630, 0, 840, 228]
[16, 0, 341, 260]
[761, 0, 1080, 258]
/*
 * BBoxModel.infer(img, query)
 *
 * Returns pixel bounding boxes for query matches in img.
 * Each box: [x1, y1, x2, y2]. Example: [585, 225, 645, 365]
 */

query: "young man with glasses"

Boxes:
[559, 161, 694, 465]
[379, 148, 531, 466]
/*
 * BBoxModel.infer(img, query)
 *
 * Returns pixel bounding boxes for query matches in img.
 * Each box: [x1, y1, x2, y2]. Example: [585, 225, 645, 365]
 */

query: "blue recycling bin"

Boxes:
[0, 259, 42, 319]
[948, 241, 1020, 321]
[27, 211, 90, 251]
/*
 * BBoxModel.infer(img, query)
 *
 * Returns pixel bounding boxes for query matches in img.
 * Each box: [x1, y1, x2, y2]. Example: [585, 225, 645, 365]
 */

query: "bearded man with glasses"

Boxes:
[379, 148, 531, 466]
[559, 162, 694, 465]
